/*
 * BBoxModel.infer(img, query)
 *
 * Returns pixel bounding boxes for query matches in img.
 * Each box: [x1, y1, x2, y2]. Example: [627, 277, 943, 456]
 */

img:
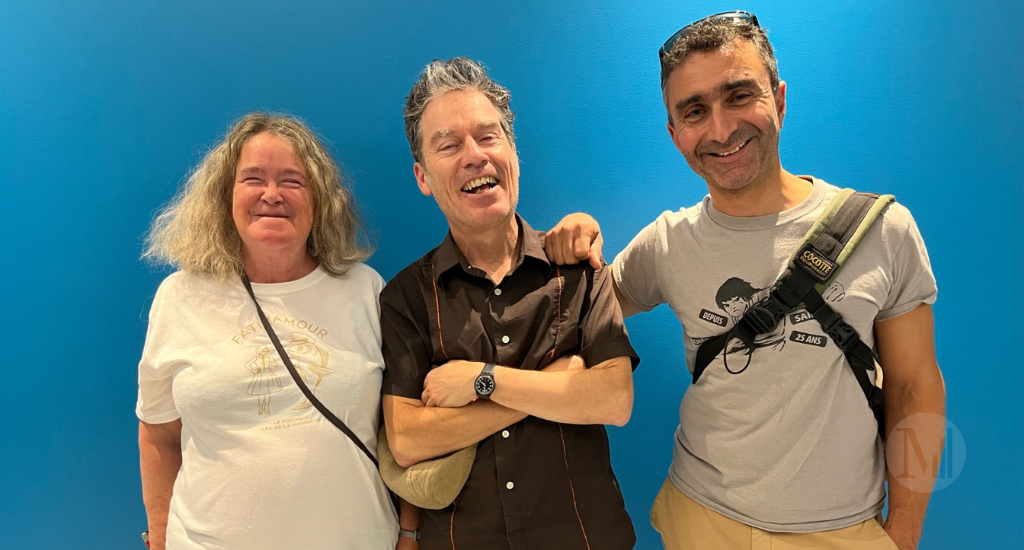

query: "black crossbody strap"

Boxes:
[241, 274, 379, 468]
[802, 288, 885, 432]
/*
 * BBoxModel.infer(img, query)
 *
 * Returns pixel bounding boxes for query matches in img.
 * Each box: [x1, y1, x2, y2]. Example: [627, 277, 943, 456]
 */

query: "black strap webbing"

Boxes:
[241, 274, 379, 468]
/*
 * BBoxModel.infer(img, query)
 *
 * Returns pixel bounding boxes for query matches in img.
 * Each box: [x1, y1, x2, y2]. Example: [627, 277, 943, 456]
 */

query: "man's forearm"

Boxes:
[383, 395, 526, 467]
[490, 357, 633, 426]
[883, 376, 946, 550]
[874, 304, 945, 550]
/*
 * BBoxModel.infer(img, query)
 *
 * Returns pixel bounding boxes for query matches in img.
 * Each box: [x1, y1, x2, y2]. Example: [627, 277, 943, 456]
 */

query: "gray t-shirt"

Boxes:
[613, 178, 937, 532]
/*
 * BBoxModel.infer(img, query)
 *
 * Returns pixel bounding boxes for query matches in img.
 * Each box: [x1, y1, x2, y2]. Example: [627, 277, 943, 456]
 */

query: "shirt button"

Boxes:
[501, 335, 510, 344]
[506, 481, 515, 490]
[501, 430, 510, 438]
[494, 288, 502, 296]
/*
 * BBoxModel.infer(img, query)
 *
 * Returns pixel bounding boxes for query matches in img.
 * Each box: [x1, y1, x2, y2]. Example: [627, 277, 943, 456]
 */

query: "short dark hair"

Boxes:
[659, 18, 779, 95]
[716, 277, 758, 308]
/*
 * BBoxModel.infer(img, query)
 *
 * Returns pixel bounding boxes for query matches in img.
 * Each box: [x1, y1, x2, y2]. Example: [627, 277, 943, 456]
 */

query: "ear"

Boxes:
[413, 162, 432, 197]
[666, 120, 685, 155]
[774, 81, 787, 128]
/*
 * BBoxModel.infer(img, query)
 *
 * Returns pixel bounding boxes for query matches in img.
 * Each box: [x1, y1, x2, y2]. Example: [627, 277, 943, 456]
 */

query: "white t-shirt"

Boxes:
[137, 264, 398, 549]
[613, 179, 937, 532]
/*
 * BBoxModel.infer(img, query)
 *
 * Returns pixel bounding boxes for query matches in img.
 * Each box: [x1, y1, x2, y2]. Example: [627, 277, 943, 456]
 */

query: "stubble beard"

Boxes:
[693, 124, 782, 199]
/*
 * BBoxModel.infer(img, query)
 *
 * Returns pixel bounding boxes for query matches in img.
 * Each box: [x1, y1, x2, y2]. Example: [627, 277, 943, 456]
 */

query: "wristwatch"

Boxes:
[399, 528, 420, 541]
[474, 362, 496, 399]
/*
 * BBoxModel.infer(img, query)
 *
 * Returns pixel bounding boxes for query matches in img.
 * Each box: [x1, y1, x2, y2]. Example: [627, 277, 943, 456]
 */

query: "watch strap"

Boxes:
[399, 528, 420, 541]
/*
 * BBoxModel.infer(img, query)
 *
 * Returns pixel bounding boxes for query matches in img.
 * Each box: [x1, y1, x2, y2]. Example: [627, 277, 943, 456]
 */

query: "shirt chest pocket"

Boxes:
[425, 274, 576, 370]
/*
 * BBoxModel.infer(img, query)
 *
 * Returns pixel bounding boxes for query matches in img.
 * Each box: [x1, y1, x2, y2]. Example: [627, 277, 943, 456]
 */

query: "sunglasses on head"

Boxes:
[659, 11, 760, 60]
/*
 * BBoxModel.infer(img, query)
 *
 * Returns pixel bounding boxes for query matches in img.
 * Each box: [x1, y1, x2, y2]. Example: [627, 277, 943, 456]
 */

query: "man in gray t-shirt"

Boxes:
[547, 11, 944, 550]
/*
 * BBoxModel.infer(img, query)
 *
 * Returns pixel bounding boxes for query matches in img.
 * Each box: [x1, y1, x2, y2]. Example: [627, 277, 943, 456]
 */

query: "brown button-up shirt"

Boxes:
[381, 216, 638, 550]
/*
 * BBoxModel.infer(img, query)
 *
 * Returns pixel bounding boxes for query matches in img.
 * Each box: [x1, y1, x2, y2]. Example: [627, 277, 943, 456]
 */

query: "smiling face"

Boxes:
[232, 132, 315, 262]
[413, 89, 520, 235]
[664, 39, 786, 194]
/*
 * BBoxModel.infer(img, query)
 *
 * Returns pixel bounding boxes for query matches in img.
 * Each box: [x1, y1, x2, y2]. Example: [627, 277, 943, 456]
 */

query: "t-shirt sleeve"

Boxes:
[612, 218, 664, 312]
[579, 267, 640, 370]
[136, 279, 183, 424]
[379, 284, 433, 399]
[877, 207, 938, 321]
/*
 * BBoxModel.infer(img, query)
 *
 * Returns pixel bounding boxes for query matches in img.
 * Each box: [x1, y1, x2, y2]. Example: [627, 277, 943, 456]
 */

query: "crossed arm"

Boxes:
[383, 354, 633, 468]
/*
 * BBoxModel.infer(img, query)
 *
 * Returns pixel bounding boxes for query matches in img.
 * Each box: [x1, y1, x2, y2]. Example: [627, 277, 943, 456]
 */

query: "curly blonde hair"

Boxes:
[143, 112, 372, 280]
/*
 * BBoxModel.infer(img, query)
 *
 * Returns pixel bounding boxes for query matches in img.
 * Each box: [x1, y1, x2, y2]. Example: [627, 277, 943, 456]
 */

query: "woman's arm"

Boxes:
[139, 419, 182, 550]
[396, 498, 421, 550]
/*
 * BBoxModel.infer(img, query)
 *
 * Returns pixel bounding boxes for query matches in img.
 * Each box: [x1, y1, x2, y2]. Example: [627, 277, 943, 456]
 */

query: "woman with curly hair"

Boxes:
[137, 113, 416, 549]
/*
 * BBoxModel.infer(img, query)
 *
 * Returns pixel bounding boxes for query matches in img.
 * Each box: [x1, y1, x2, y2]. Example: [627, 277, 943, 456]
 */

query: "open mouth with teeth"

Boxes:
[708, 139, 751, 157]
[461, 176, 499, 194]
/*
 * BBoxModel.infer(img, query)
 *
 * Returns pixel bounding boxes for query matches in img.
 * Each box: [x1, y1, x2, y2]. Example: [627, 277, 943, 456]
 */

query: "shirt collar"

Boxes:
[434, 214, 551, 283]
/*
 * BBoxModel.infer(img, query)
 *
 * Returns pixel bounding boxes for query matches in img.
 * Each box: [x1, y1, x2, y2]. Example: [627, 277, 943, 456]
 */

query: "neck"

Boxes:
[708, 164, 812, 217]
[244, 246, 319, 283]
[449, 215, 519, 284]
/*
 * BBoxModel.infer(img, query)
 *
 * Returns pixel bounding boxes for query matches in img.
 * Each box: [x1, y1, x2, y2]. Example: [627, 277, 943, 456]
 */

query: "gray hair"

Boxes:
[660, 18, 779, 120]
[403, 57, 515, 164]
[143, 112, 372, 281]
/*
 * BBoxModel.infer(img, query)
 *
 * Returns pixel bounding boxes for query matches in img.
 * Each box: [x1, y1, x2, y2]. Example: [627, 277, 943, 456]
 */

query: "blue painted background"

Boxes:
[1, 1, 1020, 548]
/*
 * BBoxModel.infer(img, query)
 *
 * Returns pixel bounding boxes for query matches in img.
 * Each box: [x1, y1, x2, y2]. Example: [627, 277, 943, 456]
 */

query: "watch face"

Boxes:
[475, 375, 495, 396]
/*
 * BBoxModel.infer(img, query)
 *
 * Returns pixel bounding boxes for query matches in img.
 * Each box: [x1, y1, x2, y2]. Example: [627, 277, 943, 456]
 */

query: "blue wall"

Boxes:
[1, 1, 1020, 548]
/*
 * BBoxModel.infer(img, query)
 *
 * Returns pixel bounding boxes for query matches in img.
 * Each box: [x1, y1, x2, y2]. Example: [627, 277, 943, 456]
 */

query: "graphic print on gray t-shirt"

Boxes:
[700, 276, 857, 378]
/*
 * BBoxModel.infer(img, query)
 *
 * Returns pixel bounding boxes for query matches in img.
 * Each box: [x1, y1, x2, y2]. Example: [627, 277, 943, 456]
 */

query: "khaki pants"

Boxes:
[650, 479, 898, 550]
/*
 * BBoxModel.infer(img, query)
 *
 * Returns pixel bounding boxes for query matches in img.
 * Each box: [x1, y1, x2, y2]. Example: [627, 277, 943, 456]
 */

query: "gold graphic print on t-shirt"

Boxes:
[285, 333, 334, 411]
[245, 345, 284, 415]
[242, 333, 333, 416]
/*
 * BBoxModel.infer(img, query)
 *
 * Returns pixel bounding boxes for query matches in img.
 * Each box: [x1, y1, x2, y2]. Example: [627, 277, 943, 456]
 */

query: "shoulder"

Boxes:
[879, 200, 918, 233]
[326, 262, 386, 294]
[815, 180, 926, 260]
[621, 202, 703, 257]
[380, 249, 438, 309]
[653, 201, 705, 232]
[154, 270, 229, 302]
[818, 180, 921, 244]
[146, 270, 233, 327]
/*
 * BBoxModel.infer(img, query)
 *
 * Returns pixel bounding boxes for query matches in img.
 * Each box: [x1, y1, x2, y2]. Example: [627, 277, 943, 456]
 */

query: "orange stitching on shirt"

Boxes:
[431, 263, 449, 360]
[450, 500, 457, 550]
[548, 266, 563, 362]
[559, 424, 592, 550]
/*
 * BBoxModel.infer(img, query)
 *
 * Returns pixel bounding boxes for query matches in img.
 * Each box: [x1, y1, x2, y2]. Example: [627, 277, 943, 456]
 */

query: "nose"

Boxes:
[261, 181, 283, 205]
[461, 137, 489, 169]
[706, 107, 740, 145]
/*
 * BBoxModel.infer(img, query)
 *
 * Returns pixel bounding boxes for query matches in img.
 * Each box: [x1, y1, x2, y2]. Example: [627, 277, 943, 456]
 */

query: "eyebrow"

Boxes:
[674, 78, 762, 114]
[237, 167, 306, 179]
[237, 167, 264, 177]
[428, 121, 502, 146]
[428, 128, 455, 146]
[279, 168, 306, 179]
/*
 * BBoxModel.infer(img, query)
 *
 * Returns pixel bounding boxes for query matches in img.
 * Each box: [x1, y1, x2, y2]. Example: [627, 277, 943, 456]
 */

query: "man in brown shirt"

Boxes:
[380, 57, 639, 550]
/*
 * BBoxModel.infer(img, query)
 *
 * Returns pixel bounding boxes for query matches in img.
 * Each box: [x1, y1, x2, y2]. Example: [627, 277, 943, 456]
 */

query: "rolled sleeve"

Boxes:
[612, 218, 665, 313]
[579, 267, 639, 370]
[379, 287, 433, 399]
[877, 207, 938, 321]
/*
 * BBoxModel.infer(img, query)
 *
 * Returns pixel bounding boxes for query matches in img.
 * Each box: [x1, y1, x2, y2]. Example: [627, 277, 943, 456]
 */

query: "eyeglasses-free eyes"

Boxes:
[659, 11, 760, 60]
